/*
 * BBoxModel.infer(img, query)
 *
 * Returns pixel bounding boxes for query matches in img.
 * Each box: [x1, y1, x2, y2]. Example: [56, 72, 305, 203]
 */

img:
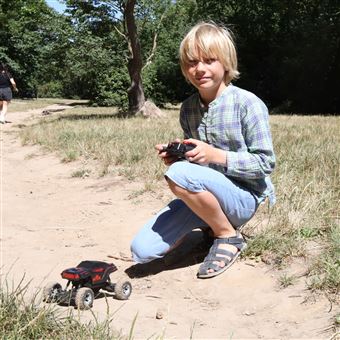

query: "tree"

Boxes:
[141, 0, 198, 105]
[0, 0, 61, 95]
[123, 0, 144, 114]
[194, 0, 340, 113]
[56, 1, 123, 104]
[114, 0, 171, 116]
[62, 0, 171, 116]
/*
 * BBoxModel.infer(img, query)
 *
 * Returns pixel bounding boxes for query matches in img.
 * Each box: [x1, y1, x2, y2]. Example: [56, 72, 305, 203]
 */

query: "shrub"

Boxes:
[37, 81, 63, 98]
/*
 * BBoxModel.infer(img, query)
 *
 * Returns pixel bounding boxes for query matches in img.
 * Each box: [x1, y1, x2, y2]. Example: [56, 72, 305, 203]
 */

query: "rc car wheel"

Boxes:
[75, 287, 94, 310]
[114, 280, 132, 300]
[43, 282, 62, 303]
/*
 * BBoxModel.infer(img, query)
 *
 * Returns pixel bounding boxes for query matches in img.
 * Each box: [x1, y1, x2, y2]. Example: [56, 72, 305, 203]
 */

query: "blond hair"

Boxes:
[179, 22, 240, 83]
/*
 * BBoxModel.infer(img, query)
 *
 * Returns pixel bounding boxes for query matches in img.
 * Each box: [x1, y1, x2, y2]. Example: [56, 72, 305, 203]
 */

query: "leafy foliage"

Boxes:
[194, 0, 340, 113]
[141, 0, 197, 105]
[0, 0, 339, 112]
[0, 0, 61, 94]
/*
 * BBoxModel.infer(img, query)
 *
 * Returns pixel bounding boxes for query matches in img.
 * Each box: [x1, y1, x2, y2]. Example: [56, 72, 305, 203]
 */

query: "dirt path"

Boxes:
[0, 104, 335, 339]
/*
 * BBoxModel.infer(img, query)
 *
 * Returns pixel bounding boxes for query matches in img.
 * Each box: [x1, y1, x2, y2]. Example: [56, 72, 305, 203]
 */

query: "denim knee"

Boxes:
[166, 161, 206, 192]
[130, 240, 150, 264]
[130, 238, 161, 264]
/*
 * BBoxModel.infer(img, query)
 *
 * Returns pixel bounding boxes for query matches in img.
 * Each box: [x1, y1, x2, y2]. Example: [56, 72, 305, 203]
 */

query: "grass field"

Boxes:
[18, 102, 340, 294]
[10, 98, 81, 112]
[2, 99, 338, 337]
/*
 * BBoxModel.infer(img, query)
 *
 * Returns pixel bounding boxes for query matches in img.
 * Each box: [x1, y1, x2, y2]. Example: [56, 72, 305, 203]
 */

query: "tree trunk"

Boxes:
[125, 0, 145, 115]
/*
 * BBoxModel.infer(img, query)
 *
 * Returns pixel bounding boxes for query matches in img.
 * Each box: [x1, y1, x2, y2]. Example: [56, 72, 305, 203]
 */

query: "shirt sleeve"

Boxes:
[226, 99, 276, 179]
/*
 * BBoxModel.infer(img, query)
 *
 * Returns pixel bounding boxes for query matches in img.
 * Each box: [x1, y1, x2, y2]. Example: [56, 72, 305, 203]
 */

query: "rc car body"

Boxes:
[43, 260, 132, 310]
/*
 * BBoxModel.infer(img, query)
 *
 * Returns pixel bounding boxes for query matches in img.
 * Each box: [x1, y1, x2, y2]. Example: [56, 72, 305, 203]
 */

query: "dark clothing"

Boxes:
[0, 71, 12, 88]
[0, 71, 13, 101]
[0, 87, 12, 101]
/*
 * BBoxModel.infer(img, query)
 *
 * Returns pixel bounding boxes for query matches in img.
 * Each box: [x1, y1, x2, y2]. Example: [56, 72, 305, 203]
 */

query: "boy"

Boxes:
[131, 22, 275, 278]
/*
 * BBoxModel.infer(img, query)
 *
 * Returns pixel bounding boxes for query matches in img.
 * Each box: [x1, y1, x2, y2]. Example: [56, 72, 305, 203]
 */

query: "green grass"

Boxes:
[278, 273, 297, 288]
[0, 278, 124, 339]
[17, 103, 340, 294]
[71, 168, 91, 178]
[243, 115, 339, 293]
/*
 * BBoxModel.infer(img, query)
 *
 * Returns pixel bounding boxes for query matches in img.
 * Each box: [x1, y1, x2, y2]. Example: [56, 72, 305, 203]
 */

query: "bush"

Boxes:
[95, 69, 130, 109]
[37, 81, 63, 98]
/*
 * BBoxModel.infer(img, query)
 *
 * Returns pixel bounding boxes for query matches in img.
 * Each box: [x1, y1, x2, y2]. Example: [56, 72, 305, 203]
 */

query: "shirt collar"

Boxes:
[198, 83, 233, 109]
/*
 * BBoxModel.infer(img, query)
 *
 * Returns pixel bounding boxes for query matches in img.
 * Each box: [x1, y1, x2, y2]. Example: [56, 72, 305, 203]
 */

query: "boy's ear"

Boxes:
[224, 70, 230, 82]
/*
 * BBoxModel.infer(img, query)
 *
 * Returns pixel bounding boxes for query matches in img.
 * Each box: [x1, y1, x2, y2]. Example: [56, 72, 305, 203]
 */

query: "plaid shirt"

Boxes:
[180, 84, 276, 205]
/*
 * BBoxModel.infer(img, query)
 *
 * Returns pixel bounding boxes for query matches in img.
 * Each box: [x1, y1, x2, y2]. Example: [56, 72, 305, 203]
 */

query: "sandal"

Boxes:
[197, 232, 247, 279]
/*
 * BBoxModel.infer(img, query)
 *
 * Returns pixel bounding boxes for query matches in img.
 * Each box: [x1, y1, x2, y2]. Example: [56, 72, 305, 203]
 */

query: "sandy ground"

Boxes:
[0, 103, 337, 339]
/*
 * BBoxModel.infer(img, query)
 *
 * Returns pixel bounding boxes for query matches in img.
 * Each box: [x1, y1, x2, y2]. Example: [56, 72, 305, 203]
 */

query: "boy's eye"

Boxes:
[188, 60, 199, 66]
[187, 58, 217, 67]
[204, 58, 217, 64]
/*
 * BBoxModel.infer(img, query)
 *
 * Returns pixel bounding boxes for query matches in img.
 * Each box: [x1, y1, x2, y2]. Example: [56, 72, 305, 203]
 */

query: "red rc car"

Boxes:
[43, 260, 132, 310]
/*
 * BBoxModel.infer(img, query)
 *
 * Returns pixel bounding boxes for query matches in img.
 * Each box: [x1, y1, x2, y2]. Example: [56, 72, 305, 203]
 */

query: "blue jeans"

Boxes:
[130, 161, 258, 263]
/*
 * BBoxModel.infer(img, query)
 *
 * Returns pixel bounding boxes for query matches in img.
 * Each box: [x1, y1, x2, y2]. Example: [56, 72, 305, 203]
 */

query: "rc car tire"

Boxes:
[75, 287, 94, 310]
[43, 282, 62, 303]
[114, 280, 132, 300]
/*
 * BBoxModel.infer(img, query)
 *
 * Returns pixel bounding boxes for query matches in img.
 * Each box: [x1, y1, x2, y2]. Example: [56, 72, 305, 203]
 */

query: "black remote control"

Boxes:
[161, 142, 196, 158]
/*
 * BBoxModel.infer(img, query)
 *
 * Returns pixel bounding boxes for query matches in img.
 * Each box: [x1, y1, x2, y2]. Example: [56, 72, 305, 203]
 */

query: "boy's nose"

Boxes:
[196, 61, 206, 72]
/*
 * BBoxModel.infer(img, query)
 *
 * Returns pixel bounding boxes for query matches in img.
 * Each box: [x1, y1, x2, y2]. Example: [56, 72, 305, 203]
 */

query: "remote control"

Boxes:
[161, 142, 196, 158]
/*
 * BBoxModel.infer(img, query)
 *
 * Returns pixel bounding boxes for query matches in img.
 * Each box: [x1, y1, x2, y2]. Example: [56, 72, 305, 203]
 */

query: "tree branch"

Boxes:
[113, 24, 128, 42]
[142, 11, 166, 70]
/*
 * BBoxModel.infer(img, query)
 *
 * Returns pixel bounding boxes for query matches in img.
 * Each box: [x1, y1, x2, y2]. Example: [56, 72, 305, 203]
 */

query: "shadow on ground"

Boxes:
[57, 113, 118, 121]
[125, 230, 210, 278]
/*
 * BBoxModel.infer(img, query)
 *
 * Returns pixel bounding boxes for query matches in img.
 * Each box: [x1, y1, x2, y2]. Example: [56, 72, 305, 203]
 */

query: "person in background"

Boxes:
[0, 63, 18, 124]
[131, 22, 276, 279]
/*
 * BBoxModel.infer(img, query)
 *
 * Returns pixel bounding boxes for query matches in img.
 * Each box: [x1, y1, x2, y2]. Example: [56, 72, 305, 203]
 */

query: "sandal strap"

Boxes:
[213, 236, 246, 251]
[204, 245, 235, 262]
[197, 233, 247, 277]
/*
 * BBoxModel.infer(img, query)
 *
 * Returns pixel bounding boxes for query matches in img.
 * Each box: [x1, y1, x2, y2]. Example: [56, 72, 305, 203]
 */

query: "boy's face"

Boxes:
[185, 54, 226, 98]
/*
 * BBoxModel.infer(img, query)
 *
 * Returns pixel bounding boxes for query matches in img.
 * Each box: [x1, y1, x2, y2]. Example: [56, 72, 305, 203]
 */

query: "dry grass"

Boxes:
[246, 115, 339, 293]
[20, 106, 180, 180]
[10, 98, 83, 112]
[0, 277, 133, 339]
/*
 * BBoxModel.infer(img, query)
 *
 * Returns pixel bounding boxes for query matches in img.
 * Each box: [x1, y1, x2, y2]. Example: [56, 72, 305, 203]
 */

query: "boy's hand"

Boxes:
[156, 138, 181, 166]
[183, 139, 227, 165]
